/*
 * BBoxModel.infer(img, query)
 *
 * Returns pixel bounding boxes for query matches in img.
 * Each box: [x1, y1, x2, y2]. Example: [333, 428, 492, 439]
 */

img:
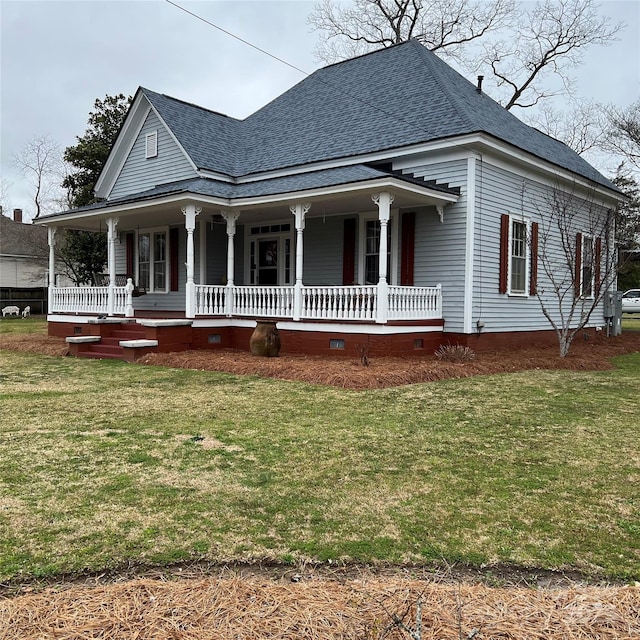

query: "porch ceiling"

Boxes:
[37, 173, 458, 232]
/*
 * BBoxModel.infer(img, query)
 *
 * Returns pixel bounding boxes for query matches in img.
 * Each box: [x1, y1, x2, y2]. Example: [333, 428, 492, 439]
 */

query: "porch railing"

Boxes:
[195, 286, 226, 315]
[50, 285, 129, 315]
[195, 285, 295, 317]
[49, 283, 442, 322]
[301, 285, 377, 321]
[388, 285, 441, 320]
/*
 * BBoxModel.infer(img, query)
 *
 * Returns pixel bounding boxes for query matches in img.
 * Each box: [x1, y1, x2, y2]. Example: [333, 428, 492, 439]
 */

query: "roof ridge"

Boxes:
[141, 87, 240, 122]
[319, 39, 415, 71]
[411, 42, 477, 132]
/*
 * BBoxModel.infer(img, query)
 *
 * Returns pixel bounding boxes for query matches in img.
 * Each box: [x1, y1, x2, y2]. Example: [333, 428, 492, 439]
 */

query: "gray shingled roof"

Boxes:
[0, 215, 48, 258]
[141, 89, 242, 177]
[53, 164, 459, 216]
[142, 40, 616, 192]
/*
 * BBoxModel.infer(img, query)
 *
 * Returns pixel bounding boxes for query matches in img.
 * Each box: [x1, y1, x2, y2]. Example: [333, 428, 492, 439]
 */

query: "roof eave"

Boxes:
[35, 174, 459, 228]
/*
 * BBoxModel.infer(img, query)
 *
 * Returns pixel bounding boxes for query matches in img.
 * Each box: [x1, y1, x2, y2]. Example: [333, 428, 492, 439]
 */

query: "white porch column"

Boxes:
[47, 227, 57, 312]
[199, 218, 206, 285]
[372, 192, 393, 324]
[106, 217, 119, 316]
[182, 204, 201, 318]
[221, 210, 240, 317]
[290, 202, 310, 321]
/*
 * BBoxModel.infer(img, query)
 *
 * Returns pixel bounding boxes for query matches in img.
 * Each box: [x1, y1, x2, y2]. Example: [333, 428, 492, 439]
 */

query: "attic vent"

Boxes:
[145, 131, 158, 158]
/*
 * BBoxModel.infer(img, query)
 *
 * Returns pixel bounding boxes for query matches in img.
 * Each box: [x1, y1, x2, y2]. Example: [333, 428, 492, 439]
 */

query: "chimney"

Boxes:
[13, 208, 23, 223]
[476, 75, 484, 93]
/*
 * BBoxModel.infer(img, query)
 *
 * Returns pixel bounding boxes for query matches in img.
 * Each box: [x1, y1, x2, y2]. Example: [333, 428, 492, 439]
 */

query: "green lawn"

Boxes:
[622, 314, 640, 331]
[0, 315, 48, 335]
[0, 323, 639, 583]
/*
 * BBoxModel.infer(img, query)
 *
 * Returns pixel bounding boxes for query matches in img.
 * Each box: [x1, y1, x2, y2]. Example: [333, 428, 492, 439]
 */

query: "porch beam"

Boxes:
[106, 217, 119, 316]
[221, 210, 240, 317]
[290, 202, 311, 321]
[372, 192, 393, 324]
[182, 204, 201, 318]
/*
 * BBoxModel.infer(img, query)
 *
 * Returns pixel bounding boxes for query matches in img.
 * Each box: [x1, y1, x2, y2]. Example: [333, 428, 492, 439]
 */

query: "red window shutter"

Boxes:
[342, 218, 356, 285]
[574, 232, 583, 298]
[499, 214, 509, 294]
[125, 232, 134, 278]
[400, 211, 416, 286]
[170, 227, 179, 292]
[530, 222, 539, 296]
[594, 236, 602, 296]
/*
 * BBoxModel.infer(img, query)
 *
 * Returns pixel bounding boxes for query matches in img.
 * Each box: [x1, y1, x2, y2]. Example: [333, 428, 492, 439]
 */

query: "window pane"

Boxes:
[138, 234, 150, 289]
[510, 221, 527, 293]
[511, 256, 525, 293]
[582, 237, 593, 297]
[365, 220, 392, 284]
[365, 255, 378, 284]
[154, 232, 166, 290]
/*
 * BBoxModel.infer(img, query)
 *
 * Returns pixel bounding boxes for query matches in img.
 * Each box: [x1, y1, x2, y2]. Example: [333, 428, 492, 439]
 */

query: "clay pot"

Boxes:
[250, 320, 281, 357]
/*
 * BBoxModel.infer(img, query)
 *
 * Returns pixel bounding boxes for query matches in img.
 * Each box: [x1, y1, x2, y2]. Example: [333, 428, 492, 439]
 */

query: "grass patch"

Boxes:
[0, 345, 638, 583]
[0, 316, 47, 335]
[622, 314, 640, 331]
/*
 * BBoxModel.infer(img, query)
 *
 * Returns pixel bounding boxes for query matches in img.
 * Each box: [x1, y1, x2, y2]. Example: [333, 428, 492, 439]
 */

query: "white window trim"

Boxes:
[145, 130, 158, 159]
[357, 210, 399, 285]
[580, 233, 595, 299]
[507, 214, 530, 297]
[136, 226, 169, 294]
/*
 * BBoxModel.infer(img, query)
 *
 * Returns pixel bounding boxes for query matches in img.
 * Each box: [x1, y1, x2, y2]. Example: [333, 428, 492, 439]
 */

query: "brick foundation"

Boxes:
[50, 317, 604, 359]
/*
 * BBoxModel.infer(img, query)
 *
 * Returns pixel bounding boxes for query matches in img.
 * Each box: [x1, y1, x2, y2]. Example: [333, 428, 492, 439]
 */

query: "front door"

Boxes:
[248, 223, 293, 286]
[257, 239, 278, 285]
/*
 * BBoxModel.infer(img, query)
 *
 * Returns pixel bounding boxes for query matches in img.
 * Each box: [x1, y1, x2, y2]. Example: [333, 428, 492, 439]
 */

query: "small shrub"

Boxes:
[357, 343, 370, 367]
[434, 343, 476, 363]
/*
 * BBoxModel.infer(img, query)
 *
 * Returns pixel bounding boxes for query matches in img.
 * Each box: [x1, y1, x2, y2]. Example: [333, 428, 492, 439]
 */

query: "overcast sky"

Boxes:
[1, 0, 639, 221]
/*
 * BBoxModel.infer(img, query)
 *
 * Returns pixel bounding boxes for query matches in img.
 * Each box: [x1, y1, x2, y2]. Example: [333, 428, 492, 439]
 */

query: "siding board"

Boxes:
[473, 160, 609, 333]
[109, 111, 197, 200]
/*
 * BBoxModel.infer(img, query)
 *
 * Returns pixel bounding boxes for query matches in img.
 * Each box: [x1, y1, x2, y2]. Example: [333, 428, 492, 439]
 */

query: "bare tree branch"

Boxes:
[601, 100, 640, 171]
[528, 100, 607, 155]
[482, 0, 623, 110]
[309, 0, 623, 113]
[12, 135, 68, 219]
[526, 180, 619, 356]
[309, 0, 514, 64]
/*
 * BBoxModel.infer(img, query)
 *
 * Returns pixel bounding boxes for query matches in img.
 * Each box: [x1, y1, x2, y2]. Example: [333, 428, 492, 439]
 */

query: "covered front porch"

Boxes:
[41, 169, 459, 354]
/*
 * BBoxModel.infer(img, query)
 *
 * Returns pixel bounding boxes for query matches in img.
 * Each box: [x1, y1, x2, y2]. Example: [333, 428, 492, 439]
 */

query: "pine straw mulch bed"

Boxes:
[5, 331, 638, 389]
[137, 332, 640, 389]
[1, 569, 639, 640]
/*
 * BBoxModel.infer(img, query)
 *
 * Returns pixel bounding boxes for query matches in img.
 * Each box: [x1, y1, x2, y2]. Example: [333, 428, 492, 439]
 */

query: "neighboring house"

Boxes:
[35, 40, 624, 358]
[0, 210, 49, 314]
[1, 209, 48, 287]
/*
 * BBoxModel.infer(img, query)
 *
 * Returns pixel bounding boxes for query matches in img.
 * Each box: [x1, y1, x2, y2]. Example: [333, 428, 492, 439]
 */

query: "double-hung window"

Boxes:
[137, 229, 168, 293]
[580, 234, 594, 298]
[500, 213, 536, 296]
[360, 216, 395, 285]
[509, 218, 528, 295]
